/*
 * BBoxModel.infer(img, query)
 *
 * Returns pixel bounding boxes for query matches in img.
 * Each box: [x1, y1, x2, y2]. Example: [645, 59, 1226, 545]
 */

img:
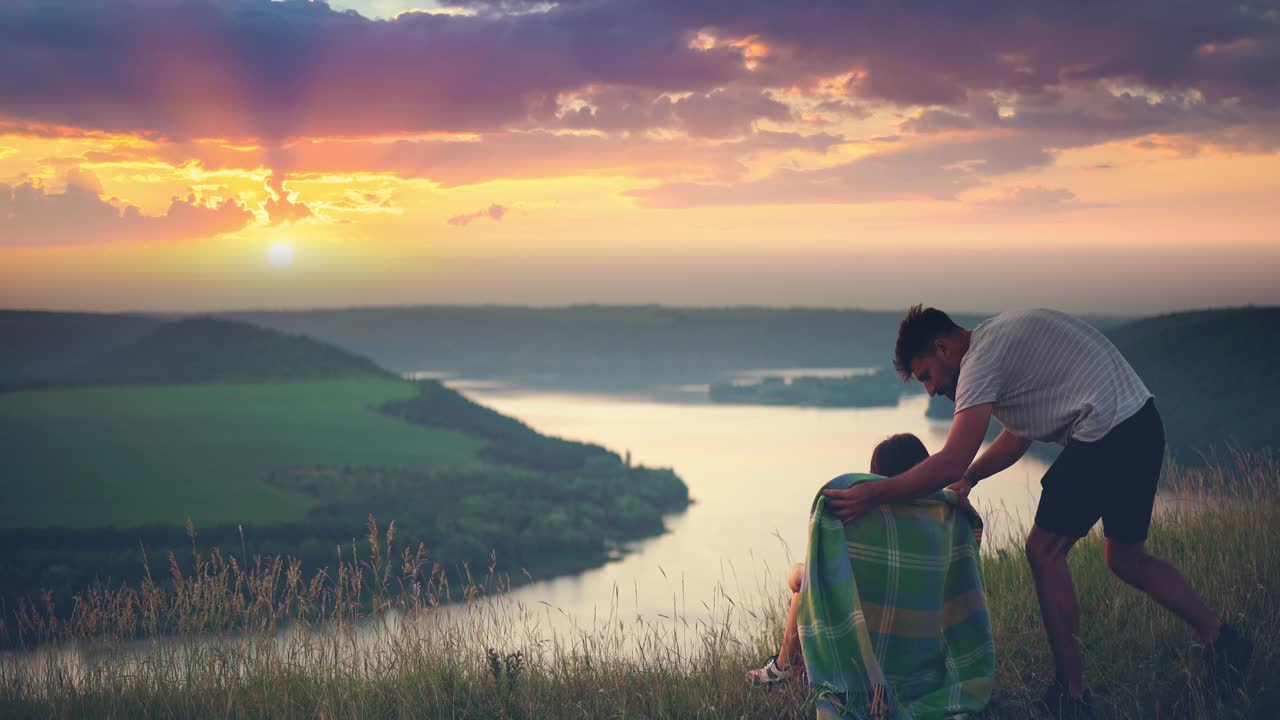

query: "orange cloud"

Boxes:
[0, 169, 254, 246]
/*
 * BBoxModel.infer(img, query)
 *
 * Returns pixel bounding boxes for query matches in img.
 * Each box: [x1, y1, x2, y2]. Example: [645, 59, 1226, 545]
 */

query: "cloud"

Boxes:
[2, 0, 1276, 210]
[972, 185, 1101, 215]
[904, 84, 1280, 144]
[4, 126, 843, 195]
[0, 0, 746, 140]
[626, 132, 1057, 208]
[263, 174, 313, 225]
[0, 170, 255, 246]
[557, 86, 791, 138]
[280, 129, 843, 187]
[2, 1, 1275, 144]
[447, 203, 507, 226]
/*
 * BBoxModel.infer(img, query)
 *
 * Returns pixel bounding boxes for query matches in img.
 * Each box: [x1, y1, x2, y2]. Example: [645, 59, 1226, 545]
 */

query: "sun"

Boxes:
[267, 243, 294, 268]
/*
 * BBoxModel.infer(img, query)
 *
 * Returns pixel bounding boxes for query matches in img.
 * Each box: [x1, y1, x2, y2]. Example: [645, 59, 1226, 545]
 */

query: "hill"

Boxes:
[0, 376, 688, 613]
[0, 377, 481, 529]
[0, 315, 691, 618]
[1107, 306, 1280, 463]
[0, 310, 163, 388]
[4, 453, 1277, 718]
[52, 316, 394, 386]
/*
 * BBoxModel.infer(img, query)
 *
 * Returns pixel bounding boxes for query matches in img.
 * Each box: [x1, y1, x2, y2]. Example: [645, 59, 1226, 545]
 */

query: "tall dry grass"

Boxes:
[1, 451, 1277, 719]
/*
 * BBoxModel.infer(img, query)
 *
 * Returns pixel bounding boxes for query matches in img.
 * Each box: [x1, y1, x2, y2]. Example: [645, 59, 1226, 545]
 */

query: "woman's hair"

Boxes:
[870, 433, 929, 477]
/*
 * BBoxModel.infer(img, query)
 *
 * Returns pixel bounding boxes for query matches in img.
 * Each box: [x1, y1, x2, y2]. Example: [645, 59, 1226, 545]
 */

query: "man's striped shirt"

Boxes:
[954, 309, 1152, 445]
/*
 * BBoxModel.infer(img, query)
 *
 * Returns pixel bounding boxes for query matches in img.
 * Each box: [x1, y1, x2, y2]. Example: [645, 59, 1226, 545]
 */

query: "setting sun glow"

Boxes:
[267, 243, 294, 269]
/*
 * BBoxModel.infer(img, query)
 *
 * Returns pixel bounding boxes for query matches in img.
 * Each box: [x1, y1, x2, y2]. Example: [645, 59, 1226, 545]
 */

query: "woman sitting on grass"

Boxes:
[747, 433, 931, 686]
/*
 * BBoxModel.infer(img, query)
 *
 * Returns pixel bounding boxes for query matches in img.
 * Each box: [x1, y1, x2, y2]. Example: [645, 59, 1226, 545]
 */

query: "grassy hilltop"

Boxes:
[1, 453, 1275, 719]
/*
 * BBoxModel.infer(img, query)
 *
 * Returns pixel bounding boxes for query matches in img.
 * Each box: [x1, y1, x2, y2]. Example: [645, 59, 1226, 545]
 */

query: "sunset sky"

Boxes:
[2, 0, 1278, 314]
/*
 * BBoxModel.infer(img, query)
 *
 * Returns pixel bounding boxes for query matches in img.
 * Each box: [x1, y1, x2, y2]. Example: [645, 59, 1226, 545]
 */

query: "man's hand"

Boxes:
[945, 477, 974, 500]
[821, 483, 881, 523]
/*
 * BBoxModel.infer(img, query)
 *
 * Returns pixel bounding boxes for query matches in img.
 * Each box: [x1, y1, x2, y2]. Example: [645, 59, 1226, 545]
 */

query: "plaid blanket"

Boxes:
[796, 473, 994, 720]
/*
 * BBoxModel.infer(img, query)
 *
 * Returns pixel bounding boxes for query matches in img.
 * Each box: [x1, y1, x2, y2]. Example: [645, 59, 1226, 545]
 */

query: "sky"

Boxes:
[1, 0, 1278, 315]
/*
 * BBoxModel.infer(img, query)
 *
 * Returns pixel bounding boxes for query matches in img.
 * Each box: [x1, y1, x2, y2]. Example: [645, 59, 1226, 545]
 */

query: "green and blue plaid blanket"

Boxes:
[797, 473, 994, 720]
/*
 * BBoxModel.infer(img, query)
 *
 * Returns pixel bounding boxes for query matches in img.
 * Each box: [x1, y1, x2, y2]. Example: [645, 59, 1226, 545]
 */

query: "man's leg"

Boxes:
[1026, 525, 1085, 696]
[1105, 539, 1220, 644]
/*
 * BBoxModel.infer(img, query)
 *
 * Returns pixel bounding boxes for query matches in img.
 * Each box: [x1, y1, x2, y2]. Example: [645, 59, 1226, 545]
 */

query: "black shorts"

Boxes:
[1034, 397, 1165, 543]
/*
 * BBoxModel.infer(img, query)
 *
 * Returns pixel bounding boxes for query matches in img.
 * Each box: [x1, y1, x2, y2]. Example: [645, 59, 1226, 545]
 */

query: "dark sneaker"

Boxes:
[746, 654, 794, 687]
[1041, 683, 1095, 720]
[1205, 623, 1253, 691]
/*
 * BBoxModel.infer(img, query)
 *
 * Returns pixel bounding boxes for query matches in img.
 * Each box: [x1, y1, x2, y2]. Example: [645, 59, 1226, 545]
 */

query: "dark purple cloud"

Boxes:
[1, 0, 1275, 142]
[0, 0, 745, 140]
[0, 170, 255, 246]
[902, 83, 1280, 151]
[557, 86, 791, 137]
[457, 1, 1278, 103]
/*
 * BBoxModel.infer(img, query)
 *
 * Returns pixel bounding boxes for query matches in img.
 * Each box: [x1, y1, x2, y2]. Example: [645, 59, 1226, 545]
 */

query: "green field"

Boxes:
[0, 377, 483, 528]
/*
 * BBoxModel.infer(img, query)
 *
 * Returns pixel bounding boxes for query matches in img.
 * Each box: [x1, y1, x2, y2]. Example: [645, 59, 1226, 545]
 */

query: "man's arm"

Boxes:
[822, 402, 994, 521]
[967, 428, 1033, 482]
[946, 427, 1032, 499]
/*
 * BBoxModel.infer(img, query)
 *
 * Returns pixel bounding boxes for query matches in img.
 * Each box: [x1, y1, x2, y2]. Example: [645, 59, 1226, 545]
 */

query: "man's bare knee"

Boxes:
[1105, 540, 1147, 586]
[1026, 526, 1074, 572]
[786, 563, 803, 593]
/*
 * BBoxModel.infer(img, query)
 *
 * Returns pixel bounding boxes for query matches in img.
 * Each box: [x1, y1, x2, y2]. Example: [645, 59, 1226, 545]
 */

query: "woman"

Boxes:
[747, 433, 930, 686]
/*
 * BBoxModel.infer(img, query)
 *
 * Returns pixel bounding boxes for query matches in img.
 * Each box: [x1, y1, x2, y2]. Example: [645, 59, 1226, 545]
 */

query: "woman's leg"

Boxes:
[779, 563, 804, 668]
[747, 563, 805, 685]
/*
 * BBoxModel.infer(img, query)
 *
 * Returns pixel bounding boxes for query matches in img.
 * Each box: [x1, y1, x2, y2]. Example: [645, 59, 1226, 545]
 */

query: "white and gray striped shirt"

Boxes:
[954, 309, 1152, 445]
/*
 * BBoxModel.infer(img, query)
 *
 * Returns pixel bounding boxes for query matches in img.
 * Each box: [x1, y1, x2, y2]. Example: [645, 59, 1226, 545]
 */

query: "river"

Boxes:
[452, 382, 1054, 630]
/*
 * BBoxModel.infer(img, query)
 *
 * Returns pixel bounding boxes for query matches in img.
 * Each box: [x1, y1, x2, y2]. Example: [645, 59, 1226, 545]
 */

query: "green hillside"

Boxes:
[0, 377, 482, 528]
[1108, 306, 1280, 463]
[0, 310, 162, 388]
[0, 315, 691, 617]
[54, 316, 393, 386]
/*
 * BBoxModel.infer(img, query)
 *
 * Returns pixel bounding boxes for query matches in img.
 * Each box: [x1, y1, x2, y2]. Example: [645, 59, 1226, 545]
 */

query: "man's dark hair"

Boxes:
[893, 304, 962, 381]
[870, 433, 929, 477]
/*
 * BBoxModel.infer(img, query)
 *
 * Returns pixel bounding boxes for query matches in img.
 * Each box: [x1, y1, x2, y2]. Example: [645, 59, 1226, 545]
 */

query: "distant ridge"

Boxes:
[216, 305, 1137, 390]
[0, 311, 163, 386]
[1107, 306, 1280, 463]
[52, 316, 393, 387]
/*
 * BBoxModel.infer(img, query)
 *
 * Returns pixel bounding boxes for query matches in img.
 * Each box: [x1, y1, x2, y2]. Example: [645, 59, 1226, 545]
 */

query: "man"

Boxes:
[822, 306, 1252, 719]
